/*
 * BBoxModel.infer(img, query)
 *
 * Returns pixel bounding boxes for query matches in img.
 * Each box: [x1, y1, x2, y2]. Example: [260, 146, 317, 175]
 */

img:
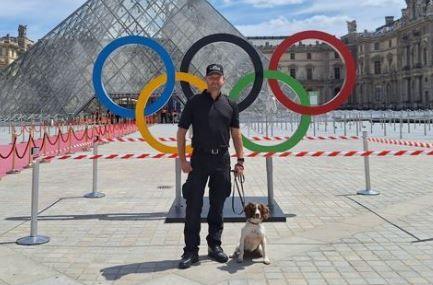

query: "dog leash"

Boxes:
[231, 170, 246, 215]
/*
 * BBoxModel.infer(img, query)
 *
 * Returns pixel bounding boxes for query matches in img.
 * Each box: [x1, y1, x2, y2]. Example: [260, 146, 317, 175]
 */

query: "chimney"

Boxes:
[347, 20, 357, 34]
[17, 25, 27, 50]
[385, 16, 394, 26]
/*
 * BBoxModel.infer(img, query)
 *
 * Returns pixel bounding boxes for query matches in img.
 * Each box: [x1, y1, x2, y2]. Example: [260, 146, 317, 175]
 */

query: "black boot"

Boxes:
[208, 245, 228, 263]
[178, 252, 199, 269]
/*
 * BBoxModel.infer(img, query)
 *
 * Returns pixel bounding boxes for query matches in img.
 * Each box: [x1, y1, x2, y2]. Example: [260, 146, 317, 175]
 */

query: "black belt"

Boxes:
[193, 146, 228, 155]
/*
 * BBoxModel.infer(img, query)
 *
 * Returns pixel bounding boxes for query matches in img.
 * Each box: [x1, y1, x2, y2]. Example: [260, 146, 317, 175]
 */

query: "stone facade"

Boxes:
[0, 25, 33, 70]
[248, 0, 433, 110]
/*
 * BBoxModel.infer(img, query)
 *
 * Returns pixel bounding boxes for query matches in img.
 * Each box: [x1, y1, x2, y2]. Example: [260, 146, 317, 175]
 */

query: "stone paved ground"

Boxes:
[1, 124, 433, 285]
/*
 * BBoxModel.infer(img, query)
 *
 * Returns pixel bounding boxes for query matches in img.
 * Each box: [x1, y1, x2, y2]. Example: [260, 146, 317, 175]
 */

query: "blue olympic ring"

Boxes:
[92, 35, 176, 119]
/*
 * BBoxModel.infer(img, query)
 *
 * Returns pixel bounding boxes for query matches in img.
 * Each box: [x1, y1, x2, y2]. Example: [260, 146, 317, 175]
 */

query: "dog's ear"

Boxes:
[244, 203, 255, 218]
[259, 204, 271, 220]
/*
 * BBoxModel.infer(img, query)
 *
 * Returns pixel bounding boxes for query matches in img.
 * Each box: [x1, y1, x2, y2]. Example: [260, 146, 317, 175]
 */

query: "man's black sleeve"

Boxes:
[178, 98, 193, 129]
[229, 100, 240, 129]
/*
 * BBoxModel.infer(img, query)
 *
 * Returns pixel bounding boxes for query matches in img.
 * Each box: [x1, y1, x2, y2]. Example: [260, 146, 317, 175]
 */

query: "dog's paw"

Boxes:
[237, 257, 243, 263]
[263, 258, 271, 265]
[229, 251, 239, 259]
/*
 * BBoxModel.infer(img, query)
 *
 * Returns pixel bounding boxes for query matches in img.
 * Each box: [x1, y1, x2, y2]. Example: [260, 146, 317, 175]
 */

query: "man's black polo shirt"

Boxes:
[178, 89, 240, 150]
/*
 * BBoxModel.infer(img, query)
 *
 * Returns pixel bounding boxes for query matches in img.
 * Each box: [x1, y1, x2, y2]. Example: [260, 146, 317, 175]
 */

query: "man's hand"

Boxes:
[234, 163, 244, 177]
[181, 159, 193, 173]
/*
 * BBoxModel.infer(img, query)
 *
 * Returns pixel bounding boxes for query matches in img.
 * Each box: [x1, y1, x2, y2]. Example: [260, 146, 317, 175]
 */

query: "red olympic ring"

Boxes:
[268, 30, 356, 116]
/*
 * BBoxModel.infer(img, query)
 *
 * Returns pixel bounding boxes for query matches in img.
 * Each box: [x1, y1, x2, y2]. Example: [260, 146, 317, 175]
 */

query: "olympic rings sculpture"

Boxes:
[93, 31, 356, 154]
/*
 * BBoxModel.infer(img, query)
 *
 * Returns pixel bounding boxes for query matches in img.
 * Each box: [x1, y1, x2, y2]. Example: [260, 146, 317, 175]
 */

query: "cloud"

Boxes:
[0, 0, 84, 39]
[236, 15, 352, 36]
[222, 0, 304, 8]
[295, 0, 405, 15]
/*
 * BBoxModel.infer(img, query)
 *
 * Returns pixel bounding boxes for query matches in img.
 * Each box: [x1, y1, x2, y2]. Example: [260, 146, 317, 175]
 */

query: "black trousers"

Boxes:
[182, 150, 232, 254]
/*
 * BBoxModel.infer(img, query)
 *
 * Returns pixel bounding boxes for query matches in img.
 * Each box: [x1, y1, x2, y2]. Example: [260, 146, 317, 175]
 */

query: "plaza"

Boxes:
[1, 0, 433, 284]
[1, 123, 433, 284]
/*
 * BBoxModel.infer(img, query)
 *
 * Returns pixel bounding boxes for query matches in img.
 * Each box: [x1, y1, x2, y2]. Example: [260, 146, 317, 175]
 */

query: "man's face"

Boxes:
[205, 73, 225, 92]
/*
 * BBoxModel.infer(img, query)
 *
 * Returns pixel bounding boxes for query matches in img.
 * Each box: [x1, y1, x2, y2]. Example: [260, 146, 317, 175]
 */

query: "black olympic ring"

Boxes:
[179, 33, 264, 113]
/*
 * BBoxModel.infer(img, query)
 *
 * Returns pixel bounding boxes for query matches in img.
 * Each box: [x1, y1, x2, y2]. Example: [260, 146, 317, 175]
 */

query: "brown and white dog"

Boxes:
[231, 203, 271, 264]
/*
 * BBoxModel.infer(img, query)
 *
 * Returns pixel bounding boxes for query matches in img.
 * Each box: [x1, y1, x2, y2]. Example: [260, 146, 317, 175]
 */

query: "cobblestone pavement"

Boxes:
[1, 124, 432, 285]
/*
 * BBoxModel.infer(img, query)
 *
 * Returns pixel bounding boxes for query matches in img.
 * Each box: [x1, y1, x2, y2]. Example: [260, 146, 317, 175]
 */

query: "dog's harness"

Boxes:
[231, 170, 246, 215]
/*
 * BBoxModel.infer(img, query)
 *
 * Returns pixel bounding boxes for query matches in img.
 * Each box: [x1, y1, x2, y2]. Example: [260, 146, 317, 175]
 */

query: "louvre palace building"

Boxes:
[249, 0, 433, 110]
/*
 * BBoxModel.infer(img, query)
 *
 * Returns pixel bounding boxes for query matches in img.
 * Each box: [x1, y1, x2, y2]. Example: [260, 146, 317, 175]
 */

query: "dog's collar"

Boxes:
[247, 219, 261, 225]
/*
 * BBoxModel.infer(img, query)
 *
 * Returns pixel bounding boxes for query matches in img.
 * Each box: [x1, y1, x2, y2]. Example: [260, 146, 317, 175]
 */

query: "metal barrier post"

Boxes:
[399, 113, 403, 139]
[270, 118, 274, 136]
[343, 114, 347, 136]
[356, 114, 359, 137]
[175, 158, 182, 208]
[313, 116, 316, 136]
[24, 133, 34, 169]
[84, 136, 105, 198]
[357, 131, 379, 196]
[7, 132, 20, 174]
[266, 157, 275, 209]
[16, 147, 50, 246]
[333, 118, 336, 134]
[325, 114, 328, 132]
[290, 113, 293, 131]
[408, 112, 411, 134]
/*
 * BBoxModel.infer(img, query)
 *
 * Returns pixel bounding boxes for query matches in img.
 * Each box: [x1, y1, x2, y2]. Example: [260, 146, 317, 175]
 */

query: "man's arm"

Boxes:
[231, 127, 244, 159]
[229, 99, 244, 175]
[177, 127, 188, 162]
[177, 98, 193, 173]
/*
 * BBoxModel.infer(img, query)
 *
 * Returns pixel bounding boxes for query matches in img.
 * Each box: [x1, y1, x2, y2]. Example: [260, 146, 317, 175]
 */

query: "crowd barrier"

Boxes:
[0, 121, 139, 178]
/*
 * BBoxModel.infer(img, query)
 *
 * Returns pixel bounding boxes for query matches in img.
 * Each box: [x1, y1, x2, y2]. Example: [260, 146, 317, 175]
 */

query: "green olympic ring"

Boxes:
[229, 70, 311, 153]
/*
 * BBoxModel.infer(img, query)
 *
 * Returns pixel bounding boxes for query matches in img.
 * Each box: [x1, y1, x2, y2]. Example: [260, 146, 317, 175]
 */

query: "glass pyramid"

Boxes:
[0, 0, 288, 119]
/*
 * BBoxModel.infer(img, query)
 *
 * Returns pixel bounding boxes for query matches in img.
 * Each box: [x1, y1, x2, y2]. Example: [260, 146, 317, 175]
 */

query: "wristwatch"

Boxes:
[237, 157, 245, 164]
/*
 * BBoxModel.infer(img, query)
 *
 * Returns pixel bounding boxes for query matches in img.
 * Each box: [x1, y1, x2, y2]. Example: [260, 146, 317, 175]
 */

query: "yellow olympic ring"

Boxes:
[136, 72, 207, 154]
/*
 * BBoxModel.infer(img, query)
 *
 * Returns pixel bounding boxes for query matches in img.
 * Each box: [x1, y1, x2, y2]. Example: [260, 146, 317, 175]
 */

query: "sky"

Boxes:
[0, 0, 407, 41]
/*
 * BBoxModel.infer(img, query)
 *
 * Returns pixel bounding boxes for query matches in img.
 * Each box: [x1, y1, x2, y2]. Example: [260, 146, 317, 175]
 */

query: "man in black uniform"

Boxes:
[177, 64, 245, 269]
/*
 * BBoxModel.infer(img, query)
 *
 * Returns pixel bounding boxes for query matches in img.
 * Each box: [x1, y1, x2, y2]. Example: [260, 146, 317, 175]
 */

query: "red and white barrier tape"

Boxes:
[99, 135, 360, 143]
[41, 149, 433, 160]
[99, 136, 433, 150]
[41, 142, 93, 156]
[368, 137, 433, 148]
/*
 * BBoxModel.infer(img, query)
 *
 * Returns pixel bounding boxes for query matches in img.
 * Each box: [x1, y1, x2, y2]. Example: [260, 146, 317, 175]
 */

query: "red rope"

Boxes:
[14, 135, 33, 159]
[0, 137, 17, 159]
[59, 130, 71, 143]
[45, 131, 61, 146]
[39, 133, 47, 151]
[86, 128, 95, 139]
[71, 128, 86, 141]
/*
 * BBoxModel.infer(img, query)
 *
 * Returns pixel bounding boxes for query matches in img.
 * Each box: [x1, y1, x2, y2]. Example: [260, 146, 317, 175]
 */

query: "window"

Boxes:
[374, 42, 380, 50]
[290, 53, 295, 60]
[307, 52, 312, 60]
[335, 51, 339, 59]
[374, 60, 381, 74]
[424, 48, 428, 65]
[389, 40, 392, 48]
[334, 67, 341, 80]
[406, 46, 410, 66]
[307, 68, 313, 80]
[375, 86, 382, 101]
[0, 47, 3, 56]
[289, 68, 296, 79]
